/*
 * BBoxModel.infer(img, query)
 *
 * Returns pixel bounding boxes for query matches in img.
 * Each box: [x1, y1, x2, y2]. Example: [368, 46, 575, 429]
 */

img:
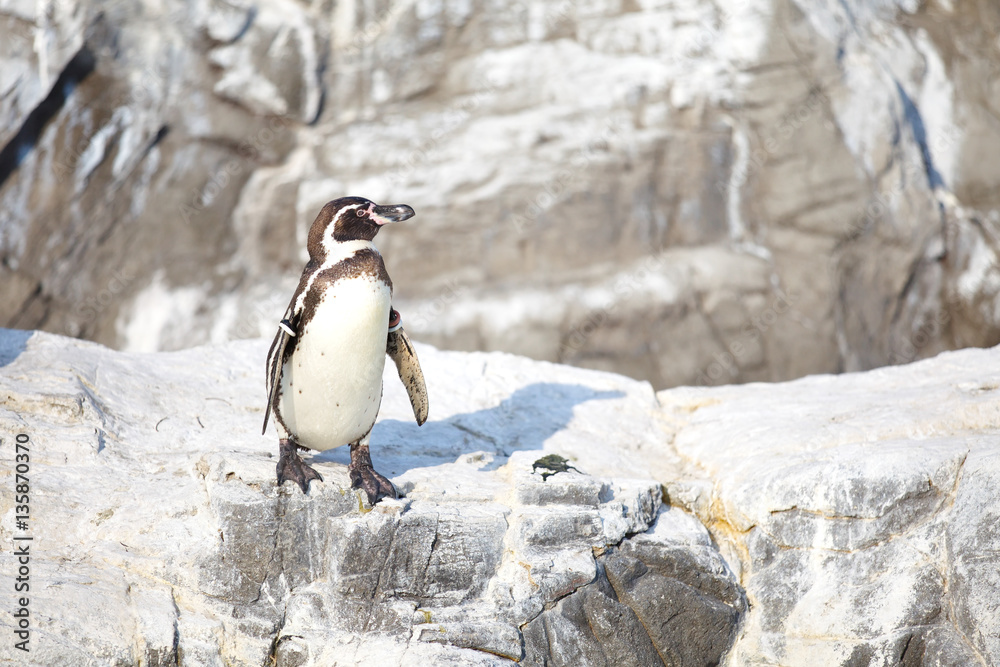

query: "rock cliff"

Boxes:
[2, 0, 999, 388]
[0, 328, 998, 666]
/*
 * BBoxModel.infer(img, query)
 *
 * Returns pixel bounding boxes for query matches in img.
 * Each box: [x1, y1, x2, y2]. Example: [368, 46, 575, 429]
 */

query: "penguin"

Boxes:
[262, 196, 429, 505]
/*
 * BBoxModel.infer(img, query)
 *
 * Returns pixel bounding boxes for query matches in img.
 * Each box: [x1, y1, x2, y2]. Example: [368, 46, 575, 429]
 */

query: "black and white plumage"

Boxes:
[262, 196, 428, 504]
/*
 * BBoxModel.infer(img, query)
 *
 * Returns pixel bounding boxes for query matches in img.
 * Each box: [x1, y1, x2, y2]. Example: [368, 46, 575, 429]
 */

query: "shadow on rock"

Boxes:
[314, 382, 624, 474]
[0, 328, 32, 367]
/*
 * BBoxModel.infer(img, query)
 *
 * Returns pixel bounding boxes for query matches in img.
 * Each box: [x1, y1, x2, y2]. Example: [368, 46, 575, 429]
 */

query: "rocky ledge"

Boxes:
[0, 328, 997, 666]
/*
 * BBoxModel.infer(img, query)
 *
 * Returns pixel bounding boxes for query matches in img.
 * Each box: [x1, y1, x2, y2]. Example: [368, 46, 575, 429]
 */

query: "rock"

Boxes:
[658, 344, 1000, 666]
[2, 329, 1000, 665]
[0, 327, 739, 665]
[2, 0, 999, 390]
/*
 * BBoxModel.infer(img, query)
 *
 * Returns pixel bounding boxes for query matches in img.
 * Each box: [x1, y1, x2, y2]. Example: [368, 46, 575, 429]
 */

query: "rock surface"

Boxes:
[659, 346, 1000, 666]
[1, 0, 999, 389]
[1, 328, 1000, 666]
[0, 328, 743, 666]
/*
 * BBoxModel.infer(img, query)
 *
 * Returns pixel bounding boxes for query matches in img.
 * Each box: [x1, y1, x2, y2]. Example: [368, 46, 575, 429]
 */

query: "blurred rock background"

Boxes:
[1, 0, 998, 389]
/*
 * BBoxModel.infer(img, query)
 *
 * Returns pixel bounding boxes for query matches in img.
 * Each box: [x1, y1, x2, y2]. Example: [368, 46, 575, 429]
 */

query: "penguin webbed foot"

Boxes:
[277, 439, 324, 493]
[349, 442, 397, 505]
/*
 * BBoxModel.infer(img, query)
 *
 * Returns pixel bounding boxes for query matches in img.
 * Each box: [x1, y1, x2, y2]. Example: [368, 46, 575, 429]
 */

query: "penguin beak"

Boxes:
[371, 203, 415, 225]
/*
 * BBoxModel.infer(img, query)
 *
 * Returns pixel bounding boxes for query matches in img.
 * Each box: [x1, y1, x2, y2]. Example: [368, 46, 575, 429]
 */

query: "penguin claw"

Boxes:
[277, 439, 324, 493]
[349, 465, 397, 505]
[277, 459, 324, 493]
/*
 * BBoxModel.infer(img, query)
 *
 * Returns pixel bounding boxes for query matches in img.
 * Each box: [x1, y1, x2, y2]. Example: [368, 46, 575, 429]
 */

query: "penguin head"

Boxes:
[307, 196, 415, 259]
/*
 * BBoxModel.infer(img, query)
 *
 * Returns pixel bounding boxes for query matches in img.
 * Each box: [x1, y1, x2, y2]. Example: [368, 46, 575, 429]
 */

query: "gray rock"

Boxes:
[0, 328, 728, 665]
[521, 499, 748, 667]
[3, 329, 1000, 665]
[2, 0, 998, 391]
[659, 344, 1000, 666]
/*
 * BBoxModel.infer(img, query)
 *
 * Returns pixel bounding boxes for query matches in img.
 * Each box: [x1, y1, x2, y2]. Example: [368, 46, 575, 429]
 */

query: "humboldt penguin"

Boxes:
[262, 196, 429, 505]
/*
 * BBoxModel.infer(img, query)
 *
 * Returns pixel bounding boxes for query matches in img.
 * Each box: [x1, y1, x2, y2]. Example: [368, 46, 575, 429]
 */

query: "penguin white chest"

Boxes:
[278, 276, 391, 450]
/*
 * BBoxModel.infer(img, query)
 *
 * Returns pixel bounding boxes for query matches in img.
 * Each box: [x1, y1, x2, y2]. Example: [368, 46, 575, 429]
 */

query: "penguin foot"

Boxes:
[349, 442, 397, 505]
[277, 439, 323, 493]
[349, 466, 397, 505]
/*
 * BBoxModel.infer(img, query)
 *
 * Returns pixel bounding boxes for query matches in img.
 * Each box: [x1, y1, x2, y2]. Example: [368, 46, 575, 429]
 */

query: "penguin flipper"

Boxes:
[387, 326, 429, 425]
[263, 312, 299, 435]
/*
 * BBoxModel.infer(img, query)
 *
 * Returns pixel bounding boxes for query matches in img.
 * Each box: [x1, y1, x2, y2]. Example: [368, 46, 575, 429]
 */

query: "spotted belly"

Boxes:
[277, 277, 391, 450]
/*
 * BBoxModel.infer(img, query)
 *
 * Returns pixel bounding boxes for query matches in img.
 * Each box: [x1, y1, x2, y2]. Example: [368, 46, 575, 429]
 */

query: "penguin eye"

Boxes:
[356, 208, 367, 218]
